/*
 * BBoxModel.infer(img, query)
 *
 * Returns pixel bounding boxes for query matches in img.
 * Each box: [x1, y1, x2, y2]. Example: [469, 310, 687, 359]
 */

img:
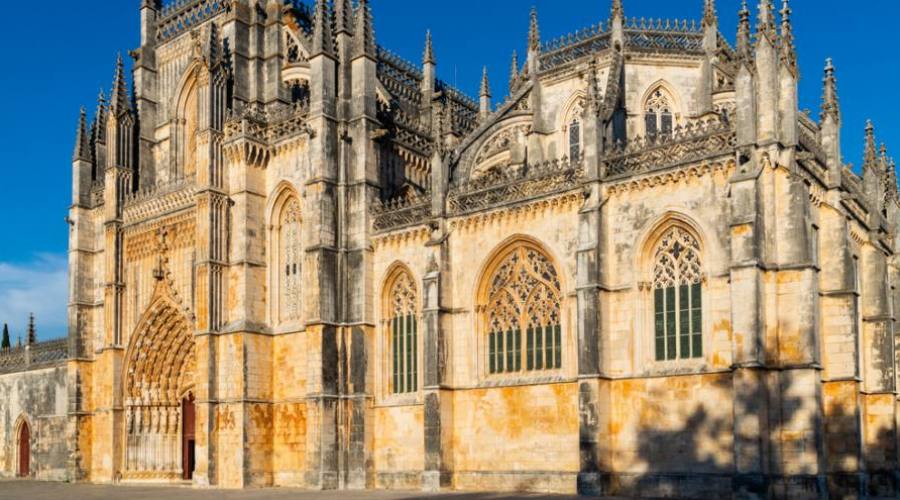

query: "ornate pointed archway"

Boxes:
[122, 279, 196, 481]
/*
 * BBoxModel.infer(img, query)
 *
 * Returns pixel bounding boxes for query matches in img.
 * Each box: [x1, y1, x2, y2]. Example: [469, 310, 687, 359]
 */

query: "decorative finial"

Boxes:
[611, 0, 624, 20]
[352, 0, 375, 59]
[73, 107, 92, 162]
[528, 7, 541, 52]
[820, 58, 840, 122]
[26, 313, 36, 345]
[509, 50, 519, 93]
[703, 0, 718, 28]
[864, 120, 878, 172]
[311, 0, 335, 57]
[757, 0, 776, 37]
[737, 0, 752, 61]
[110, 53, 130, 115]
[480, 66, 491, 98]
[423, 30, 435, 65]
[779, 0, 796, 70]
[334, 0, 353, 35]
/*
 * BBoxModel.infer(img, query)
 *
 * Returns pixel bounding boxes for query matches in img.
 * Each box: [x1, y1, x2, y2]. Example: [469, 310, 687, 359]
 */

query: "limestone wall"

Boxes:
[0, 365, 68, 480]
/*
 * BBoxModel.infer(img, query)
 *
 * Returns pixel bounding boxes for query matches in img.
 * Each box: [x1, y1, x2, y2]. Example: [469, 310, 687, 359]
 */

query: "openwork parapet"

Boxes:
[372, 191, 433, 233]
[0, 339, 69, 375]
[604, 115, 735, 178]
[157, 0, 232, 42]
[448, 157, 584, 216]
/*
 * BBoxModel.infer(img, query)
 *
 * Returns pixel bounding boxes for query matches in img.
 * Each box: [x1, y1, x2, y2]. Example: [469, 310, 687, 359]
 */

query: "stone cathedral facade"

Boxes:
[2, 0, 900, 497]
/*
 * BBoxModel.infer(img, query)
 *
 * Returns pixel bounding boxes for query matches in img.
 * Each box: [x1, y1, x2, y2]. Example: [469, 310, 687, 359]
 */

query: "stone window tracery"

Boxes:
[644, 87, 675, 138]
[483, 244, 562, 375]
[385, 270, 418, 394]
[568, 118, 581, 161]
[652, 227, 703, 361]
[276, 197, 302, 324]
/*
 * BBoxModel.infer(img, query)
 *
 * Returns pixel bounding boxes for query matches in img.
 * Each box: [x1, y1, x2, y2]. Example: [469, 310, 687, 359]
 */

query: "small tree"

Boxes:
[1, 323, 9, 350]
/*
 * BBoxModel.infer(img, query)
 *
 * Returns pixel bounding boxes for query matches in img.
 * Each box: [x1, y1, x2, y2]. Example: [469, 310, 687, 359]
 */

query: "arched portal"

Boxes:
[17, 420, 30, 477]
[123, 288, 196, 481]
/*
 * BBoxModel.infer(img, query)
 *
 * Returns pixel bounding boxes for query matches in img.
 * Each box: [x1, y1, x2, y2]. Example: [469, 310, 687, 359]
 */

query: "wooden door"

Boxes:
[182, 394, 195, 480]
[18, 422, 30, 477]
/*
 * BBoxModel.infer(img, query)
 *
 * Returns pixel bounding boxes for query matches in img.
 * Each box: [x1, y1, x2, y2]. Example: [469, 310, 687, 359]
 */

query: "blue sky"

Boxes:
[0, 0, 896, 340]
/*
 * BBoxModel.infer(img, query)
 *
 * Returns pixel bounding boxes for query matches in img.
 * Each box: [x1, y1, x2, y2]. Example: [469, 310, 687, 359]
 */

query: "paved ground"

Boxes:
[0, 481, 596, 500]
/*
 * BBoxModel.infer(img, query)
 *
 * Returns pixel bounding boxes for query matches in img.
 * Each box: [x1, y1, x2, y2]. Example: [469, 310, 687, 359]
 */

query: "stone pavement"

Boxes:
[0, 481, 601, 500]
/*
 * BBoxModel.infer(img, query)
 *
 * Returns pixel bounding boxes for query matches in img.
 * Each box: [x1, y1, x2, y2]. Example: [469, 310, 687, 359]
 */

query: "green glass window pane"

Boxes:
[693, 333, 703, 358]
[515, 329, 522, 371]
[655, 288, 663, 313]
[527, 327, 534, 371]
[554, 324, 562, 368]
[656, 336, 665, 361]
[506, 330, 514, 373]
[489, 332, 496, 374]
[655, 313, 664, 339]
[680, 310, 690, 359]
[666, 287, 675, 311]
[679, 284, 689, 310]
[536, 326, 544, 370]
[392, 318, 399, 392]
[666, 313, 676, 361]
[412, 316, 418, 392]
[692, 283, 701, 304]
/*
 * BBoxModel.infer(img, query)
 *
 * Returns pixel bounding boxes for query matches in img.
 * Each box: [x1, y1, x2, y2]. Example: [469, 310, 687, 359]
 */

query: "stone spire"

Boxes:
[479, 66, 491, 117]
[110, 53, 130, 116]
[820, 58, 840, 122]
[423, 30, 435, 65]
[509, 50, 519, 93]
[779, 0, 797, 71]
[610, 0, 625, 49]
[864, 121, 878, 172]
[26, 313, 36, 345]
[480, 66, 491, 98]
[73, 107, 92, 162]
[737, 0, 752, 61]
[703, 0, 718, 28]
[311, 0, 335, 58]
[352, 0, 375, 59]
[757, 0, 777, 39]
[528, 7, 540, 53]
[334, 0, 353, 35]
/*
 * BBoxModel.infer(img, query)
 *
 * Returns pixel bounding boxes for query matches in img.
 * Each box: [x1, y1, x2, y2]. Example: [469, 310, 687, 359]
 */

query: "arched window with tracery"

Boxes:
[652, 227, 703, 361]
[276, 197, 302, 323]
[644, 87, 674, 138]
[384, 269, 418, 394]
[482, 243, 562, 375]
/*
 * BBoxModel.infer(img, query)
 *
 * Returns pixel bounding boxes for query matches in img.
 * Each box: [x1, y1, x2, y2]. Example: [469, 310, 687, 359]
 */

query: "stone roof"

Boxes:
[0, 338, 69, 375]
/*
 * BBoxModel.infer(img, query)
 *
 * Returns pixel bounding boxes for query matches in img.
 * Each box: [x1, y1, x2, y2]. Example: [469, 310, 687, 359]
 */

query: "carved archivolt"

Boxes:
[471, 124, 531, 176]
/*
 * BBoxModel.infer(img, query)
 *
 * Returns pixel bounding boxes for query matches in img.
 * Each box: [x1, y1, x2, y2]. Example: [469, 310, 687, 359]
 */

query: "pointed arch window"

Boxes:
[277, 197, 302, 323]
[385, 270, 418, 394]
[644, 88, 674, 138]
[652, 227, 703, 361]
[483, 244, 562, 375]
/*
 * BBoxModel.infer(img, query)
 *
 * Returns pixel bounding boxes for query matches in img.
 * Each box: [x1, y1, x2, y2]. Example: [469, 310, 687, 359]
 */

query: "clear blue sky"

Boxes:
[0, 0, 896, 340]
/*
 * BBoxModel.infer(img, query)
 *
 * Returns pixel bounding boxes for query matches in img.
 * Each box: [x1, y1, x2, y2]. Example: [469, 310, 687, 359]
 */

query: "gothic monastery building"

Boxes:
[1, 0, 899, 497]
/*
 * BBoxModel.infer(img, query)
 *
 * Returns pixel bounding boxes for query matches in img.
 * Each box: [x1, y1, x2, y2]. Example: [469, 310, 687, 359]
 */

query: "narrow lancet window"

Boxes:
[644, 88, 675, 139]
[387, 271, 418, 394]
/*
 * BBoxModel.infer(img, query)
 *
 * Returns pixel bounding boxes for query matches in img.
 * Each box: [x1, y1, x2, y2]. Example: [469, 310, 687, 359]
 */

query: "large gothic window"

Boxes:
[644, 88, 674, 138]
[652, 227, 703, 361]
[482, 243, 562, 375]
[385, 269, 418, 394]
[276, 197, 302, 323]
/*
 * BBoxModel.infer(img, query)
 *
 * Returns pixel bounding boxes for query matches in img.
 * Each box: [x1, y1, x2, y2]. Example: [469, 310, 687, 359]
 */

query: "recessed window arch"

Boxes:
[271, 189, 302, 325]
[562, 94, 585, 162]
[479, 240, 563, 375]
[650, 226, 703, 361]
[173, 69, 200, 180]
[382, 265, 419, 395]
[643, 85, 677, 138]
